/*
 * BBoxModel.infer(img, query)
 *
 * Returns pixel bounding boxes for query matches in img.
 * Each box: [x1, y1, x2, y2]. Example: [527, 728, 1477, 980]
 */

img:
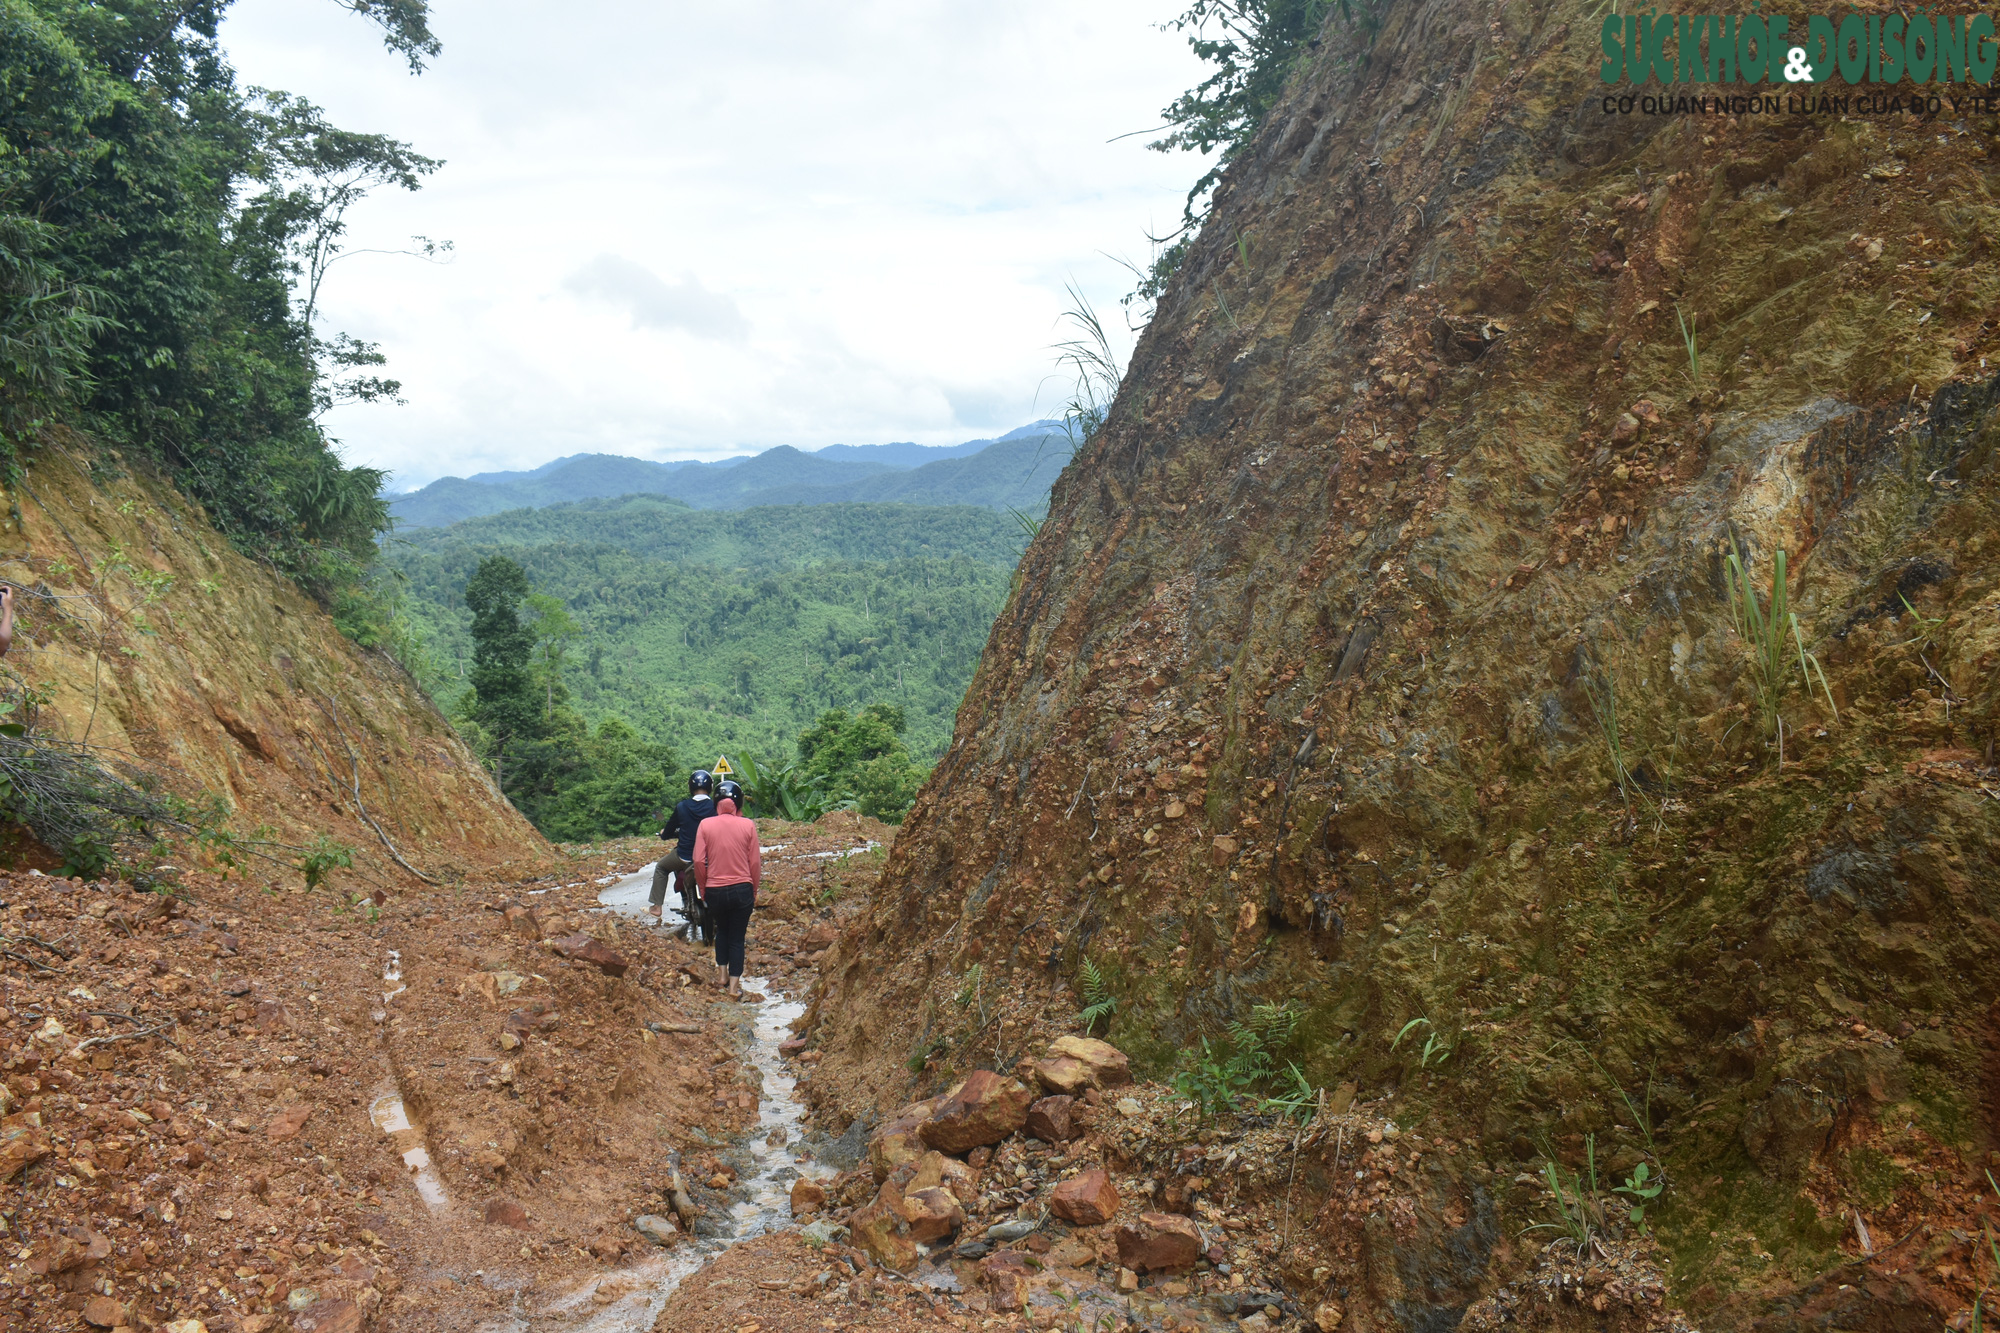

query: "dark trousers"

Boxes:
[650, 851, 689, 908]
[707, 882, 755, 976]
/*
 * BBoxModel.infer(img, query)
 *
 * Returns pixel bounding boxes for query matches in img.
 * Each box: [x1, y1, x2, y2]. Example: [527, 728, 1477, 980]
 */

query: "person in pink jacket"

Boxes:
[690, 785, 762, 999]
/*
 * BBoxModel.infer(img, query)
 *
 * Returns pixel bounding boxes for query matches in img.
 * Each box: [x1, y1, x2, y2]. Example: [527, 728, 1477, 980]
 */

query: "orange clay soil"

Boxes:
[0, 812, 890, 1332]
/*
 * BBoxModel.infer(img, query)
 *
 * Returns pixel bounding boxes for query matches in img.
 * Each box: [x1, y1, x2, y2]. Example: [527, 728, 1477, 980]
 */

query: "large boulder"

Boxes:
[849, 1190, 919, 1271]
[1028, 1055, 1095, 1095]
[867, 1097, 940, 1181]
[1049, 1035, 1131, 1086]
[789, 1177, 827, 1216]
[1114, 1212, 1202, 1272]
[919, 1070, 1034, 1153]
[1049, 1169, 1120, 1226]
[903, 1186, 965, 1245]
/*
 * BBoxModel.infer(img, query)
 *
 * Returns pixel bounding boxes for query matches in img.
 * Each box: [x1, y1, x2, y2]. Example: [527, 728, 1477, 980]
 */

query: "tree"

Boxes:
[524, 592, 580, 722]
[237, 89, 446, 416]
[1154, 0, 1337, 194]
[328, 0, 442, 74]
[797, 703, 927, 823]
[0, 214, 110, 445]
[463, 556, 536, 784]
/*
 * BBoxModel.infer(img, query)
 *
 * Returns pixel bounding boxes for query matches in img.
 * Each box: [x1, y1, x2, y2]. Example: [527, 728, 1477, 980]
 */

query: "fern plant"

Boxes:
[1722, 542, 1838, 752]
[1174, 1037, 1256, 1121]
[1171, 1001, 1308, 1122]
[1077, 957, 1118, 1034]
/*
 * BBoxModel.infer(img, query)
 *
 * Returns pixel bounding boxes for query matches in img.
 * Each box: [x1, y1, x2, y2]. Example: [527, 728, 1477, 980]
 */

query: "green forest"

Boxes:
[0, 0, 441, 631]
[384, 499, 1019, 836]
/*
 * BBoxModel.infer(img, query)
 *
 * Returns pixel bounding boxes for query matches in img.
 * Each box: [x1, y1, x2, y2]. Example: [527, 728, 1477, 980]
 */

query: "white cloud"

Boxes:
[562, 257, 750, 340]
[218, 0, 1215, 488]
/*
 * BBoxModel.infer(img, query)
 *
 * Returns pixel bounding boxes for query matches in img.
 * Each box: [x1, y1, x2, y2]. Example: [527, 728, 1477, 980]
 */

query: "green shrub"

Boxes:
[297, 835, 354, 891]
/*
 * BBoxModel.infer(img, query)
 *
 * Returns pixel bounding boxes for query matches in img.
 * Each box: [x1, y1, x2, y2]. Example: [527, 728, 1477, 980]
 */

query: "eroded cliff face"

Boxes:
[0, 438, 546, 881]
[806, 2, 2000, 1327]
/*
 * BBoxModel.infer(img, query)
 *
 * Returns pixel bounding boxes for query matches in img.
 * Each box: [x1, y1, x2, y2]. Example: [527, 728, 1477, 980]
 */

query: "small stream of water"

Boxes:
[472, 862, 831, 1332]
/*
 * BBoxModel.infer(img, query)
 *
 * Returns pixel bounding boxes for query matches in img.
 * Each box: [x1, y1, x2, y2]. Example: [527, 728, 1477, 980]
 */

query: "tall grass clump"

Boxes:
[1722, 542, 1837, 756]
[1051, 283, 1125, 454]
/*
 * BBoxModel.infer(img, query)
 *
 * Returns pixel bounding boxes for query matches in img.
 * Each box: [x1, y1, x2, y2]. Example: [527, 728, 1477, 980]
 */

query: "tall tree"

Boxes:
[464, 555, 537, 785]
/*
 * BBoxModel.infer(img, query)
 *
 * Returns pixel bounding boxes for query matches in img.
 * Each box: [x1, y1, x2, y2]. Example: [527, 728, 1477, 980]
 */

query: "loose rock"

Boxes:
[1115, 1211, 1202, 1272]
[790, 1177, 827, 1216]
[633, 1214, 681, 1246]
[555, 933, 631, 977]
[1049, 1168, 1120, 1226]
[485, 1198, 531, 1229]
[1026, 1093, 1078, 1141]
[918, 1069, 1034, 1152]
[867, 1097, 939, 1181]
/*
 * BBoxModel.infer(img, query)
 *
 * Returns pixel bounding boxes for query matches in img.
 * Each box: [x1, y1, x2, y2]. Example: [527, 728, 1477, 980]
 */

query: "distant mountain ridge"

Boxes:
[390, 421, 1068, 529]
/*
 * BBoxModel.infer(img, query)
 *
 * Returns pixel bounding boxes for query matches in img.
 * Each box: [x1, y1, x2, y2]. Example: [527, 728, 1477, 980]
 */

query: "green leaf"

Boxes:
[1391, 1017, 1430, 1050]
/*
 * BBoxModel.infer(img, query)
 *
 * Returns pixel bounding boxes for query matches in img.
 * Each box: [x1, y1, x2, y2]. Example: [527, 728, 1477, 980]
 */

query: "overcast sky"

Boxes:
[218, 1, 1214, 490]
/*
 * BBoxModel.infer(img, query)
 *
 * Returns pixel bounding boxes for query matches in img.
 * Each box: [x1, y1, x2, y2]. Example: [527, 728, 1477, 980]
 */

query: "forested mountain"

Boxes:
[386, 502, 1019, 814]
[389, 423, 1069, 527]
[394, 495, 1025, 568]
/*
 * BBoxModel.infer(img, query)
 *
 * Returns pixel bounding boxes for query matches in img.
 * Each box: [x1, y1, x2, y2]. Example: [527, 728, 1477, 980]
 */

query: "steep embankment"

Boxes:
[0, 437, 543, 880]
[804, 5, 2000, 1329]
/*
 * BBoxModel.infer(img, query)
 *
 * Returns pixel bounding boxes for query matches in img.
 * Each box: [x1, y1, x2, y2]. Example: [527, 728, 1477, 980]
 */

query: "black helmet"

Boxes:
[717, 779, 745, 809]
[689, 769, 713, 794]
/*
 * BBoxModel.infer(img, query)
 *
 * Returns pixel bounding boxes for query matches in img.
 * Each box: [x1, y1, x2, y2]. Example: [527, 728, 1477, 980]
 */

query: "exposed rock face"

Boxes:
[0, 454, 545, 877]
[804, 0, 2000, 1326]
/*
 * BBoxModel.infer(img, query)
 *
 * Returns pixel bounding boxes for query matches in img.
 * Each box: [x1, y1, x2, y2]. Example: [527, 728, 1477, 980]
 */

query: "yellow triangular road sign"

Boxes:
[711, 755, 734, 777]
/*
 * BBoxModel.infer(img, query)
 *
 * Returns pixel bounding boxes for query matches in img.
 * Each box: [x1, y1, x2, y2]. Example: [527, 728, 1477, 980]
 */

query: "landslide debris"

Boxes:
[0, 812, 884, 1331]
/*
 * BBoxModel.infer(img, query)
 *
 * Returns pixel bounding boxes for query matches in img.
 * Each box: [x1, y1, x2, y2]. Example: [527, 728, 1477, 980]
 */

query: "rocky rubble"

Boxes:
[765, 1031, 1356, 1329]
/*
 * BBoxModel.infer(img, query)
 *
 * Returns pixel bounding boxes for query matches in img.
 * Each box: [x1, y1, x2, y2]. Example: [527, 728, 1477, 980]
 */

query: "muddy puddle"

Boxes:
[368, 1090, 453, 1216]
[467, 862, 832, 1332]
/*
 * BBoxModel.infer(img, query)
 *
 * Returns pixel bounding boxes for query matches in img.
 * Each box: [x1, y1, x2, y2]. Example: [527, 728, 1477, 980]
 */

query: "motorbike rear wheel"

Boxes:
[680, 886, 714, 944]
